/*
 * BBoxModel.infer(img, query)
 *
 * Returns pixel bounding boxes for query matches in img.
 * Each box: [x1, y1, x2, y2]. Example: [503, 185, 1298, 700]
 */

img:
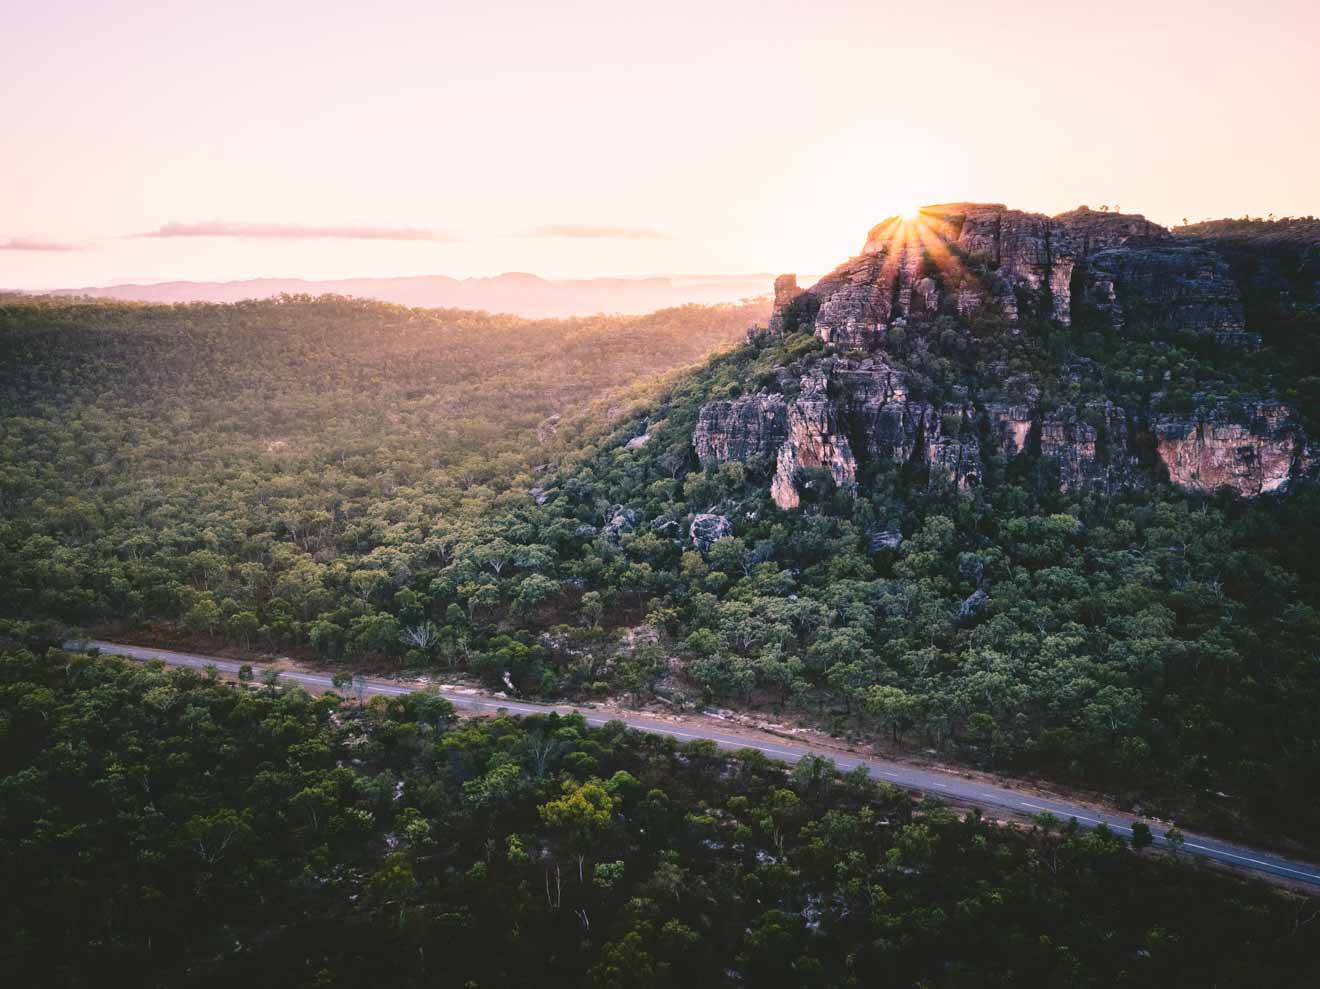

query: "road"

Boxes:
[74, 638, 1320, 890]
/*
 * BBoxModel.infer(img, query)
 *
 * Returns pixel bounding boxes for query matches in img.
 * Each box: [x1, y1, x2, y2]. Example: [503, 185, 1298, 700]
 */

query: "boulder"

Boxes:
[603, 507, 638, 540]
[690, 513, 733, 551]
[958, 589, 990, 623]
[867, 528, 903, 554]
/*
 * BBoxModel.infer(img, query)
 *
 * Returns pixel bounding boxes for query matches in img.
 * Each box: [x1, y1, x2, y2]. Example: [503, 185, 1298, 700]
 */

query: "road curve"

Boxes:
[73, 638, 1320, 890]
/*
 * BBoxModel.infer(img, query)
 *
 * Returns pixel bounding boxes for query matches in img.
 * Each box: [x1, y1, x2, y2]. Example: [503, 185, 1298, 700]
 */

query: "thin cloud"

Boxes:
[135, 220, 455, 241]
[530, 224, 671, 240]
[1, 237, 85, 251]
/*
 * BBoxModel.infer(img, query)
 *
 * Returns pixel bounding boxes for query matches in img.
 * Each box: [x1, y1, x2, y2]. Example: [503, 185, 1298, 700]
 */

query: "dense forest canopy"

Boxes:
[5, 273, 1320, 855]
[0, 293, 759, 637]
[4, 261, 1320, 982]
[2, 640, 1316, 987]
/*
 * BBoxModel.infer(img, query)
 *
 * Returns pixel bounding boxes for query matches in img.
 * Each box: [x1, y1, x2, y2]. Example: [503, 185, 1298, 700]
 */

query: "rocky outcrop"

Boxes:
[604, 507, 639, 540]
[867, 528, 903, 553]
[771, 369, 858, 509]
[1053, 206, 1170, 255]
[694, 205, 1313, 507]
[985, 403, 1035, 458]
[693, 357, 1314, 504]
[694, 395, 788, 466]
[1039, 402, 1137, 493]
[1154, 402, 1312, 496]
[958, 588, 990, 623]
[1080, 244, 1245, 337]
[767, 274, 805, 334]
[690, 513, 733, 551]
[795, 202, 1247, 343]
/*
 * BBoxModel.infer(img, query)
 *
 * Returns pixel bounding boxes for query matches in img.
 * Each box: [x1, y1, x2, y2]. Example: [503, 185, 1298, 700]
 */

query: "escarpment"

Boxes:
[694, 203, 1314, 507]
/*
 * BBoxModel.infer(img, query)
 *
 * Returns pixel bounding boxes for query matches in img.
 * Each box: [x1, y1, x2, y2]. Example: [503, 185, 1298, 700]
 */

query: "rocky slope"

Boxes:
[696, 203, 1313, 508]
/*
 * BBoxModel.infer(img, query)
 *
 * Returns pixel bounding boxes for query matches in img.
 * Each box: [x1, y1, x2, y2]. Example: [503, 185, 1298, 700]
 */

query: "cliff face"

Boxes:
[781, 202, 1248, 346]
[696, 203, 1313, 505]
[1154, 402, 1306, 495]
[693, 394, 788, 465]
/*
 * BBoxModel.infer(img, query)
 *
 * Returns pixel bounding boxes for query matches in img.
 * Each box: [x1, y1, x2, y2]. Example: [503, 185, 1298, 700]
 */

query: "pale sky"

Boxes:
[3, 0, 1317, 289]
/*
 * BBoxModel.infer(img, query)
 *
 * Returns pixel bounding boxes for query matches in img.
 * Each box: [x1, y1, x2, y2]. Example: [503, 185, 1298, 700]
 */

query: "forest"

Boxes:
[4, 285, 1320, 857]
[0, 292, 757, 640]
[3, 636, 1318, 987]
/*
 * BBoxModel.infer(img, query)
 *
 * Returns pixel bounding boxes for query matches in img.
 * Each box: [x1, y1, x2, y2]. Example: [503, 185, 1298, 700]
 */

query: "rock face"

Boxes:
[693, 361, 1312, 504]
[690, 513, 733, 551]
[1038, 402, 1137, 493]
[1154, 402, 1310, 495]
[694, 395, 789, 466]
[1081, 244, 1245, 338]
[787, 202, 1245, 343]
[867, 528, 903, 553]
[704, 204, 1314, 506]
[770, 369, 858, 509]
[604, 507, 639, 540]
[767, 274, 804, 334]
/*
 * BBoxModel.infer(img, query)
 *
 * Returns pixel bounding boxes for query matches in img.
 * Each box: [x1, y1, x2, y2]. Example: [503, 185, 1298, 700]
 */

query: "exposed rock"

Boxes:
[690, 513, 733, 551]
[767, 274, 805, 334]
[529, 486, 551, 505]
[699, 207, 1313, 508]
[836, 358, 928, 463]
[650, 515, 680, 534]
[867, 528, 903, 554]
[574, 524, 599, 538]
[779, 202, 1255, 344]
[1154, 401, 1312, 496]
[771, 369, 857, 509]
[958, 589, 990, 623]
[925, 433, 980, 488]
[984, 403, 1035, 458]
[694, 394, 789, 466]
[603, 507, 639, 540]
[1039, 402, 1136, 493]
[1080, 243, 1245, 336]
[924, 203, 1075, 323]
[1053, 206, 1170, 255]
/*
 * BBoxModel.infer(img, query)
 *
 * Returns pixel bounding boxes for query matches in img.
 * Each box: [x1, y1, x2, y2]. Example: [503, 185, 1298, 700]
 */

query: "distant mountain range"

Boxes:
[43, 272, 785, 318]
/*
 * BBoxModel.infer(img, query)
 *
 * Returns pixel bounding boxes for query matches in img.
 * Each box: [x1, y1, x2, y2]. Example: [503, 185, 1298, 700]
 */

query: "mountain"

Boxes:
[8, 209, 1320, 855]
[483, 207, 1320, 852]
[699, 204, 1316, 507]
[42, 271, 781, 318]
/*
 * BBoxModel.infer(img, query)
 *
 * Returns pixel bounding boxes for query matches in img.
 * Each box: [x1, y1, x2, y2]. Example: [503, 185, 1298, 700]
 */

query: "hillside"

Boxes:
[5, 224, 1320, 985]
[423, 205, 1320, 853]
[0, 293, 762, 637]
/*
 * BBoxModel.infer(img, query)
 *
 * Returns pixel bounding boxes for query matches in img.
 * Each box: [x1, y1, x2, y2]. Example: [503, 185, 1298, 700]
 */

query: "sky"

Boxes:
[3, 0, 1317, 289]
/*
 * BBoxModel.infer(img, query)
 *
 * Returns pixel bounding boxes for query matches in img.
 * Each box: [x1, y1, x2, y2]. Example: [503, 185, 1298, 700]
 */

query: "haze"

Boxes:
[3, 0, 1317, 291]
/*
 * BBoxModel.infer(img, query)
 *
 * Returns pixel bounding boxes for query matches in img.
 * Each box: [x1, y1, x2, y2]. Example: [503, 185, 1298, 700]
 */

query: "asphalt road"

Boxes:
[75, 638, 1320, 890]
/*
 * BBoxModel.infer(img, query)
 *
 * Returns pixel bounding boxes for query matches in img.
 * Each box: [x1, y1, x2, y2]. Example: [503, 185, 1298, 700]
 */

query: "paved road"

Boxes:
[75, 638, 1320, 890]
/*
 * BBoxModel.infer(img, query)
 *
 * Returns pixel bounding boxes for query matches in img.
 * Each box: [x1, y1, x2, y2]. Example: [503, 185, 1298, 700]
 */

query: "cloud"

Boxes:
[529, 224, 670, 240]
[0, 237, 84, 251]
[135, 220, 454, 241]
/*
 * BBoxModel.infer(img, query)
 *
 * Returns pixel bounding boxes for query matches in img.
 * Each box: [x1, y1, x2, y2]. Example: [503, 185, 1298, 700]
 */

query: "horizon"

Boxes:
[5, 0, 1319, 291]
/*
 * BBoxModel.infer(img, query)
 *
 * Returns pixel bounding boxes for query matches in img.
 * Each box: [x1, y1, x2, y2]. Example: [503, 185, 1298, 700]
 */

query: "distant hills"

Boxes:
[42, 271, 783, 318]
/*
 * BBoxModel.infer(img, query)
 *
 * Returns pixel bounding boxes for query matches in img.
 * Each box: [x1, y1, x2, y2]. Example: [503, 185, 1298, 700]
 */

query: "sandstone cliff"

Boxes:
[695, 203, 1313, 507]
